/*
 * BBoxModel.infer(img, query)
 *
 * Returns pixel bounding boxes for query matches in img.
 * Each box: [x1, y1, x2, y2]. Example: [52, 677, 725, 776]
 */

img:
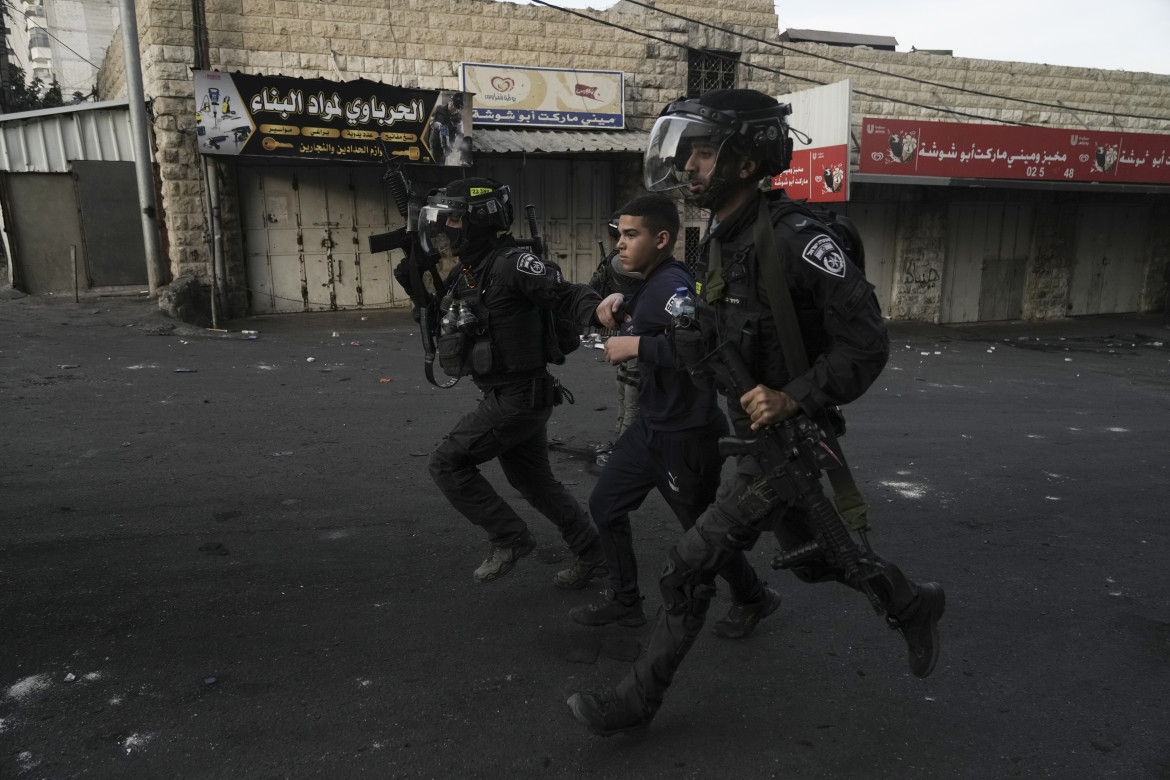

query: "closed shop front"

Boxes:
[941, 202, 1035, 324]
[1069, 203, 1152, 316]
[239, 165, 404, 314]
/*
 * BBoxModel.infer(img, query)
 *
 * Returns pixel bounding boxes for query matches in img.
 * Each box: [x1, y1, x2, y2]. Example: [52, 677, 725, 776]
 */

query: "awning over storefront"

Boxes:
[852, 172, 1170, 194]
[472, 128, 649, 154]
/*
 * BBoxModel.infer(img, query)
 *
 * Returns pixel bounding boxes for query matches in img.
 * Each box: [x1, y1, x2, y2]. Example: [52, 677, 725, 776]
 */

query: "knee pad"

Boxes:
[718, 476, 783, 550]
[659, 548, 717, 617]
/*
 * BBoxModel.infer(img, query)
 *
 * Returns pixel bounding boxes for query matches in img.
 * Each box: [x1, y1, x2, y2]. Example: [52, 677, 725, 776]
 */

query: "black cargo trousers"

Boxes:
[588, 412, 766, 607]
[429, 374, 601, 558]
[614, 452, 921, 719]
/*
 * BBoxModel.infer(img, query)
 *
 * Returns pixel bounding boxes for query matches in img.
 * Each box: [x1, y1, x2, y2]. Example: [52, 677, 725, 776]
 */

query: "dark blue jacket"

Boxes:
[623, 258, 723, 431]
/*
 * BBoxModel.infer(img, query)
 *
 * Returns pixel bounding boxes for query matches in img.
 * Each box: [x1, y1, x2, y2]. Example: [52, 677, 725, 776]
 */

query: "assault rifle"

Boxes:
[369, 151, 454, 387]
[678, 300, 885, 613]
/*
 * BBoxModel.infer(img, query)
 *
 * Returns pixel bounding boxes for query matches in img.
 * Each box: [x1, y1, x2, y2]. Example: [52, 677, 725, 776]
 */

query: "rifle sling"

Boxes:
[751, 199, 869, 529]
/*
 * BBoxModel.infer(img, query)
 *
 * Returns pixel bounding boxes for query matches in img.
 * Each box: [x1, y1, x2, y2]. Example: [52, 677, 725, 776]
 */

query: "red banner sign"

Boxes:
[860, 117, 1170, 185]
[772, 144, 849, 202]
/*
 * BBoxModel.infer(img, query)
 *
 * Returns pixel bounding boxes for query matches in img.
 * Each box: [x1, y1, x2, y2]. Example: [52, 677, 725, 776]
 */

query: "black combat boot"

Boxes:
[567, 690, 651, 737]
[888, 582, 945, 678]
[712, 586, 782, 639]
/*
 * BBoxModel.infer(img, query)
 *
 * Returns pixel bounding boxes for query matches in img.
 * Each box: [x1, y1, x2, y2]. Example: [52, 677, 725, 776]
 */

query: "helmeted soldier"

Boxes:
[569, 90, 946, 736]
[421, 177, 609, 585]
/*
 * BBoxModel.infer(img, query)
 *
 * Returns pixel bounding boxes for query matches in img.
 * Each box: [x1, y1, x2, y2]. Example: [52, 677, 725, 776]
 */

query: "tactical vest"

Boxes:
[437, 247, 548, 380]
[696, 204, 831, 391]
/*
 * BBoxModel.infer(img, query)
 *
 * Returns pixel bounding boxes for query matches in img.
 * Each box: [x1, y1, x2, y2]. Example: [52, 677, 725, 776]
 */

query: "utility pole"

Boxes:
[117, 0, 166, 294]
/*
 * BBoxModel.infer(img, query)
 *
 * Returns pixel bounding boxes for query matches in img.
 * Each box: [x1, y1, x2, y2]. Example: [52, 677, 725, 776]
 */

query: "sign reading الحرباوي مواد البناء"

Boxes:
[460, 63, 624, 129]
[192, 70, 474, 166]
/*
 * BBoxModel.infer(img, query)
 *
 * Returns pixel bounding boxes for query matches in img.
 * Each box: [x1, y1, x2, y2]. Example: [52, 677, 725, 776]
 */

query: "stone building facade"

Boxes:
[95, 0, 1170, 322]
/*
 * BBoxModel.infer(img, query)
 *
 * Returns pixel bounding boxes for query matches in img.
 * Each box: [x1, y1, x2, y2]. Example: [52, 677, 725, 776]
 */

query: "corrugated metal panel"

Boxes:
[0, 100, 134, 173]
[781, 79, 852, 147]
[472, 129, 649, 155]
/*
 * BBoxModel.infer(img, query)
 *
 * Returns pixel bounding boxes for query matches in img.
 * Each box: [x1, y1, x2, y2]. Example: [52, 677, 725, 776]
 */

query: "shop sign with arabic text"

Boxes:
[193, 70, 473, 165]
[770, 80, 852, 202]
[860, 117, 1170, 185]
[772, 147, 850, 203]
[461, 63, 623, 129]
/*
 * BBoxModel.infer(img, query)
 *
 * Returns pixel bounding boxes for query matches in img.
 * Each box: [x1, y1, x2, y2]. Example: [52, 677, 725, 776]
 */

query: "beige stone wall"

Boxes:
[98, 0, 1170, 312]
[776, 44, 1168, 141]
[95, 24, 126, 99]
[101, 0, 789, 284]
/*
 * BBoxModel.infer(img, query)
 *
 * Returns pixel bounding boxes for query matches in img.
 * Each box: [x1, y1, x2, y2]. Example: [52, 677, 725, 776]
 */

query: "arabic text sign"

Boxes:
[772, 146, 850, 203]
[193, 71, 473, 165]
[461, 63, 623, 129]
[772, 79, 852, 202]
[860, 117, 1170, 185]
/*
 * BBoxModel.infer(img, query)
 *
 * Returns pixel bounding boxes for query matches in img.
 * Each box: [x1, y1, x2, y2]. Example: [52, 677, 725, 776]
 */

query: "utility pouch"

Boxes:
[671, 325, 709, 372]
[723, 307, 760, 370]
[437, 332, 468, 377]
[470, 339, 494, 375]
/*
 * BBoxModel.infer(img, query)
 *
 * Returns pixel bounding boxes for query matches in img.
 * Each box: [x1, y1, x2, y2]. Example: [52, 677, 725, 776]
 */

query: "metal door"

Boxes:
[833, 202, 897, 318]
[1069, 203, 1151, 316]
[239, 166, 403, 313]
[978, 203, 1033, 321]
[478, 157, 611, 283]
[941, 202, 1034, 323]
[72, 161, 148, 288]
[3, 172, 86, 294]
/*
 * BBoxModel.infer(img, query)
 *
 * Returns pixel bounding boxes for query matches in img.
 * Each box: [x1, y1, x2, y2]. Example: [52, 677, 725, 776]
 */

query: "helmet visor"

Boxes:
[418, 201, 466, 257]
[643, 114, 735, 192]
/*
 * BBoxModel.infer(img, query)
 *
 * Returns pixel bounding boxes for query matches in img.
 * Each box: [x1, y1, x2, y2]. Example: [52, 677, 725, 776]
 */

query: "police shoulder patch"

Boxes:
[801, 235, 847, 278]
[515, 253, 546, 276]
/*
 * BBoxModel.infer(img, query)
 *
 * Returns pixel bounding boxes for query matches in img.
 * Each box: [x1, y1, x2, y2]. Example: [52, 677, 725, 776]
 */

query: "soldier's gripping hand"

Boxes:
[596, 293, 626, 330]
[741, 385, 800, 430]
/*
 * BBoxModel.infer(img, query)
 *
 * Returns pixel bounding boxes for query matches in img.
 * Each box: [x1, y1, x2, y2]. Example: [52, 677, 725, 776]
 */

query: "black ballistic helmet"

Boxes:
[643, 89, 794, 195]
[418, 177, 513, 256]
[607, 209, 621, 240]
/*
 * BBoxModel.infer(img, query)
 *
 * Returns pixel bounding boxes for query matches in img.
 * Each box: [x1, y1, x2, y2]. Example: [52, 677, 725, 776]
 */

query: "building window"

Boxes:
[29, 29, 50, 48]
[687, 49, 738, 97]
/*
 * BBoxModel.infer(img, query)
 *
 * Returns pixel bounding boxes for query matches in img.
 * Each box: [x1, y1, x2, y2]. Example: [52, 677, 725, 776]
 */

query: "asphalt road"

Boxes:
[2, 292, 1168, 779]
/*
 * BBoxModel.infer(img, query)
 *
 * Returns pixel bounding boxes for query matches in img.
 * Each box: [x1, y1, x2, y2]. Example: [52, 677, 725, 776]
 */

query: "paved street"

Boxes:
[2, 291, 1168, 778]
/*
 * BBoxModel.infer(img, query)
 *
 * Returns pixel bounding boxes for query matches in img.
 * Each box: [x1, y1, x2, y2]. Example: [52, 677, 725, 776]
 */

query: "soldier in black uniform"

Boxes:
[570, 194, 781, 635]
[420, 178, 609, 585]
[568, 90, 946, 736]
